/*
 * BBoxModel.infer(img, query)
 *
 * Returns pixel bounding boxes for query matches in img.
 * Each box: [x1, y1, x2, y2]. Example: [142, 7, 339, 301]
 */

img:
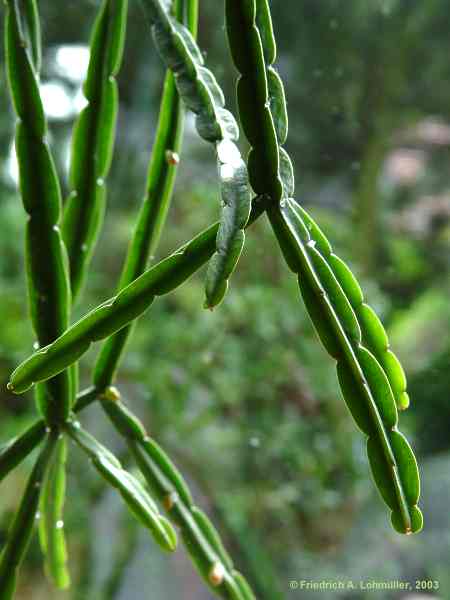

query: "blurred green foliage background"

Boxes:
[0, 1, 449, 598]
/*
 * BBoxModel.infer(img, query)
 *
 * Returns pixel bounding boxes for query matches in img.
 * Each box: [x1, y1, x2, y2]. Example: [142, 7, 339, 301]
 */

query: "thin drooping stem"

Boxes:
[8, 224, 216, 391]
[8, 203, 265, 395]
[100, 388, 255, 599]
[226, 0, 421, 534]
[225, 0, 286, 204]
[269, 200, 422, 534]
[93, 0, 198, 390]
[5, 0, 72, 425]
[62, 0, 128, 301]
[64, 420, 177, 553]
[0, 432, 58, 599]
[0, 421, 46, 484]
[4, 4, 76, 590]
[38, 436, 70, 589]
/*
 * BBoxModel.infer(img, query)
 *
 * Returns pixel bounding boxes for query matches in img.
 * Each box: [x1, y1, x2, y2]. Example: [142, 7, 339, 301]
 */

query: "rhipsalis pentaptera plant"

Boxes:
[1, 0, 422, 597]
